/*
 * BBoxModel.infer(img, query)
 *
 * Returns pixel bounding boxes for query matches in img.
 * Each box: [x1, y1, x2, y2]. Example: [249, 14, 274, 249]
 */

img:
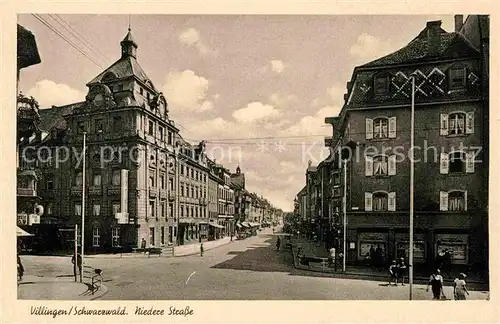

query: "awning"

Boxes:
[178, 218, 196, 224]
[17, 226, 34, 237]
[198, 221, 209, 225]
[249, 222, 260, 227]
[236, 222, 242, 228]
[209, 223, 224, 229]
[218, 215, 234, 219]
[241, 222, 251, 228]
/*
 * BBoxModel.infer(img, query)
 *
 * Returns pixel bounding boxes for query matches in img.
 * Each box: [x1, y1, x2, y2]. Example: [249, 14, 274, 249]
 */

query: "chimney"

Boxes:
[426, 20, 442, 56]
[454, 15, 464, 32]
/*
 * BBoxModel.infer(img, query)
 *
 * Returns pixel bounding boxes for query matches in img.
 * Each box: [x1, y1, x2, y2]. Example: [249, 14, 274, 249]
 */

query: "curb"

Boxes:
[290, 245, 488, 289]
[173, 239, 234, 258]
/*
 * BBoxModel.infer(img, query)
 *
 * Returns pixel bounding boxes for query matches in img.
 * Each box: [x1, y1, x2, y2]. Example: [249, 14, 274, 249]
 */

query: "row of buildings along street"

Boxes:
[17, 24, 283, 255]
[289, 15, 489, 280]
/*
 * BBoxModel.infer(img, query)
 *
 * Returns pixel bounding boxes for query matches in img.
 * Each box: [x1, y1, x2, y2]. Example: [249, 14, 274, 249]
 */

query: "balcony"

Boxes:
[71, 187, 83, 196]
[107, 186, 121, 196]
[168, 191, 177, 202]
[159, 189, 167, 200]
[88, 186, 102, 196]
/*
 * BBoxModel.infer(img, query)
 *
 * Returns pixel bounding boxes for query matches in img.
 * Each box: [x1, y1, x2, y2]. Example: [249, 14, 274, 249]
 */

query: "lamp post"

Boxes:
[409, 74, 416, 300]
[340, 141, 356, 272]
[80, 131, 87, 283]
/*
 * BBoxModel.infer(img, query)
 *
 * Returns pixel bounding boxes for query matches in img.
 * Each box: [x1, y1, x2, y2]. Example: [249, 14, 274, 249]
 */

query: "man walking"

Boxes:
[276, 237, 281, 251]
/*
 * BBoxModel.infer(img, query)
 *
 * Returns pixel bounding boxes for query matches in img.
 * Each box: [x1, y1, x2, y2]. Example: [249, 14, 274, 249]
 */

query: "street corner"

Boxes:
[17, 275, 109, 300]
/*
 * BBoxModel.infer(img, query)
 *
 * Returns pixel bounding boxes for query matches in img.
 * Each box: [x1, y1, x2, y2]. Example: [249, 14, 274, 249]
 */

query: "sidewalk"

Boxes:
[17, 274, 108, 300]
[86, 236, 233, 259]
[290, 237, 489, 290]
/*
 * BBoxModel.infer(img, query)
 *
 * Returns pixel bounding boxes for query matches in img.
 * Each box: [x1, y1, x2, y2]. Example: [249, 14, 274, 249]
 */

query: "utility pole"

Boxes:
[80, 131, 86, 283]
[342, 158, 347, 273]
[409, 75, 415, 300]
[74, 224, 78, 282]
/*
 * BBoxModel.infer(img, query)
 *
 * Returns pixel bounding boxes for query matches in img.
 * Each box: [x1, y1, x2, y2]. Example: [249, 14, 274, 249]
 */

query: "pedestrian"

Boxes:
[329, 247, 336, 270]
[276, 237, 281, 251]
[453, 273, 470, 300]
[71, 253, 82, 279]
[200, 243, 204, 257]
[141, 238, 147, 254]
[389, 260, 398, 285]
[17, 254, 24, 281]
[369, 246, 375, 268]
[427, 269, 446, 300]
[398, 258, 407, 286]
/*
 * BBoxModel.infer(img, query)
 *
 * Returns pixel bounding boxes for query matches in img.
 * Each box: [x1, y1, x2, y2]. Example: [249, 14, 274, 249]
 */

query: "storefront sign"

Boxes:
[435, 234, 468, 263]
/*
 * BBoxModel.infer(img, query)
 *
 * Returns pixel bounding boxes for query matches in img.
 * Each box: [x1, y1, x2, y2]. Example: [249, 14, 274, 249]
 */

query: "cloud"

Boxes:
[259, 59, 286, 74]
[179, 27, 214, 56]
[281, 105, 340, 136]
[25, 79, 85, 108]
[232, 102, 281, 123]
[349, 33, 402, 62]
[212, 93, 220, 100]
[163, 70, 211, 112]
[271, 60, 285, 73]
[327, 84, 345, 106]
[269, 93, 297, 107]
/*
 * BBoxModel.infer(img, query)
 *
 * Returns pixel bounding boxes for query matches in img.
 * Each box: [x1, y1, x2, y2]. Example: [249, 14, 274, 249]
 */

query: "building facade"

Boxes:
[321, 16, 489, 274]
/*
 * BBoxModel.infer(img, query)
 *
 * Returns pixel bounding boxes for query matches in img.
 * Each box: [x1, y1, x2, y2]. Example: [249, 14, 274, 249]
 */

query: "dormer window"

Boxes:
[449, 67, 467, 90]
[374, 75, 390, 95]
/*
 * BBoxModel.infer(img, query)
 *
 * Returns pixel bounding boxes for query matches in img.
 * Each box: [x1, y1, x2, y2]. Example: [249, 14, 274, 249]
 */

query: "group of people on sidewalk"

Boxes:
[425, 269, 470, 300]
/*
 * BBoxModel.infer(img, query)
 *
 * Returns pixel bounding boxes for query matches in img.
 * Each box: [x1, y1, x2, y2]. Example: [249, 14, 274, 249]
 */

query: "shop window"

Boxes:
[112, 227, 120, 247]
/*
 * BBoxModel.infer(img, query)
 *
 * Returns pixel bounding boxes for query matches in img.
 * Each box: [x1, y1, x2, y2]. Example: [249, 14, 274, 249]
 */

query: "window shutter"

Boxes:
[464, 191, 468, 211]
[388, 117, 397, 138]
[440, 153, 449, 174]
[365, 192, 373, 211]
[366, 118, 373, 139]
[365, 156, 373, 176]
[388, 192, 396, 211]
[440, 114, 449, 136]
[388, 155, 396, 175]
[466, 152, 475, 173]
[440, 191, 448, 211]
[466, 112, 474, 134]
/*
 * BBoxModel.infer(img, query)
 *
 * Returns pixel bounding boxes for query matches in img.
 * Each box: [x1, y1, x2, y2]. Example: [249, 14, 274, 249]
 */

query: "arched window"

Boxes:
[449, 151, 466, 173]
[373, 156, 388, 176]
[448, 191, 466, 211]
[373, 118, 389, 139]
[373, 192, 388, 211]
[101, 72, 117, 82]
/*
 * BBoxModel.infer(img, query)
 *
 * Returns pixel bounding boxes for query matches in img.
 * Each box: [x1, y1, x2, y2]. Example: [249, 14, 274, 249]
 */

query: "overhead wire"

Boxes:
[48, 14, 112, 65]
[31, 14, 105, 69]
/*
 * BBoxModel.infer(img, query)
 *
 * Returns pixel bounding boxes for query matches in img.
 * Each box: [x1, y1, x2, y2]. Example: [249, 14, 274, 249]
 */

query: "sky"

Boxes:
[18, 14, 455, 212]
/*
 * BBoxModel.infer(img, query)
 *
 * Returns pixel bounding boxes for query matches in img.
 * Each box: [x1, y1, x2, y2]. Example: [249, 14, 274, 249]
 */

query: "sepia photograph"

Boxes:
[14, 12, 490, 305]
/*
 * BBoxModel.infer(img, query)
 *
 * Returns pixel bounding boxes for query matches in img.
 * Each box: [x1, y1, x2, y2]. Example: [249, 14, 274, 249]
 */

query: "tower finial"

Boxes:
[128, 14, 131, 31]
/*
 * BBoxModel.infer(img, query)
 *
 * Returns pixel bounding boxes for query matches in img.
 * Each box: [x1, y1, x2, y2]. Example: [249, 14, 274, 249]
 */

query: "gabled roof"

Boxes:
[360, 25, 479, 69]
[38, 102, 84, 131]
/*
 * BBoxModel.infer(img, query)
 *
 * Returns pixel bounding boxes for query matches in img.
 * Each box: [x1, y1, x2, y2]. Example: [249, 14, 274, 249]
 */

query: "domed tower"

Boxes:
[120, 27, 138, 59]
